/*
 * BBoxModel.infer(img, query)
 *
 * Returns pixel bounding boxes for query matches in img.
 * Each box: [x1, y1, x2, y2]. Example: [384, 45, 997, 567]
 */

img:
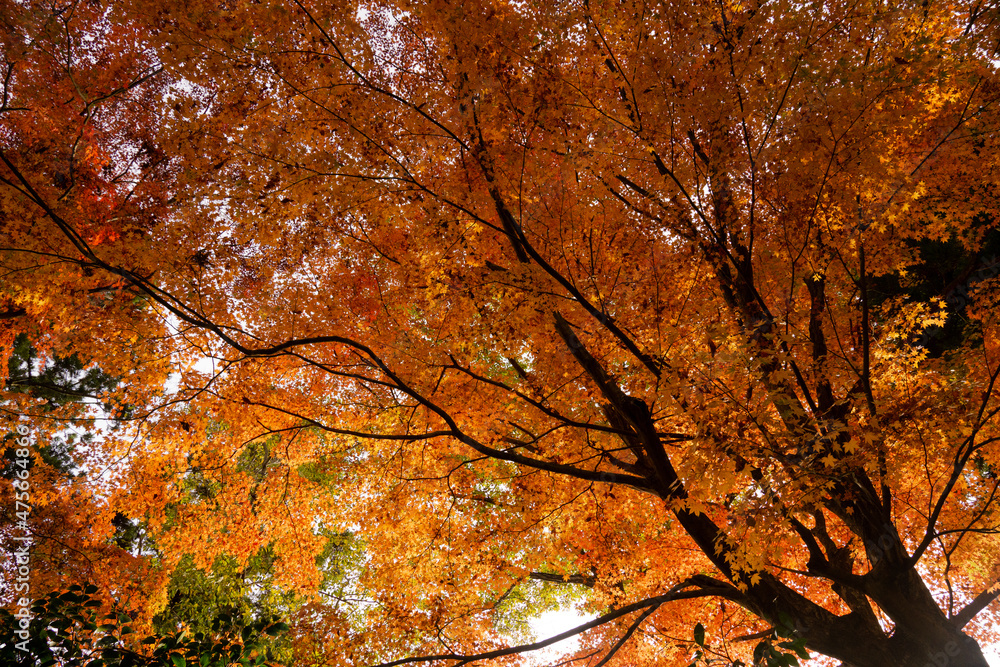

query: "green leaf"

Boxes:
[263, 622, 288, 637]
[753, 641, 768, 666]
[172, 654, 187, 667]
[693, 622, 705, 647]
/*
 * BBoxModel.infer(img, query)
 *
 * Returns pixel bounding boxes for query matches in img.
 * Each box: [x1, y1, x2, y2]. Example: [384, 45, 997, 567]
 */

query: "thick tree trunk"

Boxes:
[554, 234, 996, 667]
[886, 630, 988, 667]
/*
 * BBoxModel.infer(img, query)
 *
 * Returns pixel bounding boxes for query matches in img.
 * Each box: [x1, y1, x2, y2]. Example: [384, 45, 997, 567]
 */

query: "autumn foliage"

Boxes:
[3, 0, 1000, 665]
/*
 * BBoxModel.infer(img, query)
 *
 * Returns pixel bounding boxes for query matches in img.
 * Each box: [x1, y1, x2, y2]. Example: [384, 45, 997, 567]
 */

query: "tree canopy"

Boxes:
[2, 0, 1000, 665]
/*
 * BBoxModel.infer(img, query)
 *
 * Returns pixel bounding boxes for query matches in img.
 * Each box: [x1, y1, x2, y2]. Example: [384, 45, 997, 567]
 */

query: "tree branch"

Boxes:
[529, 572, 596, 588]
[370, 583, 727, 667]
[952, 585, 1000, 629]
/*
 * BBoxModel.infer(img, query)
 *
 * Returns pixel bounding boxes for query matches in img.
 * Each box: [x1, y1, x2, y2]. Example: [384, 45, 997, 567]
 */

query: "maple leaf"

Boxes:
[3, 1, 1000, 666]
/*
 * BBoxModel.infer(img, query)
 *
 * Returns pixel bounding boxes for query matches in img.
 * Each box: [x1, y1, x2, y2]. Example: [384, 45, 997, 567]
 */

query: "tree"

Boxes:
[0, 584, 287, 666]
[2, 0, 1000, 665]
[0, 331, 161, 617]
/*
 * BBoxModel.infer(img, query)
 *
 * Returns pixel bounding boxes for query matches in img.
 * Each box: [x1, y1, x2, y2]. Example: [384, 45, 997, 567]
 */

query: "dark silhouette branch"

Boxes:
[370, 581, 730, 667]
[953, 586, 1000, 629]
[529, 572, 596, 588]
